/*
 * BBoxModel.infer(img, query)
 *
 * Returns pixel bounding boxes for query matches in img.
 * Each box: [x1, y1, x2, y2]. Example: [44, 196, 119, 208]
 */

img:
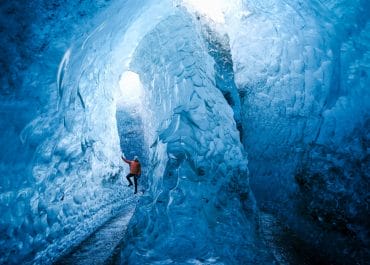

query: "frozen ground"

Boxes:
[54, 195, 136, 265]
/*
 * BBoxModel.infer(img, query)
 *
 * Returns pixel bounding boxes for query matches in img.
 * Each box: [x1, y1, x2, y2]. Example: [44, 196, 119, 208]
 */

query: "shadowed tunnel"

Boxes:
[0, 0, 369, 264]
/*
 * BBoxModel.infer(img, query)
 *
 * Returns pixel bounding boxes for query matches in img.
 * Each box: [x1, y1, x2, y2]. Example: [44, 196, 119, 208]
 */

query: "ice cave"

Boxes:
[0, 0, 369, 264]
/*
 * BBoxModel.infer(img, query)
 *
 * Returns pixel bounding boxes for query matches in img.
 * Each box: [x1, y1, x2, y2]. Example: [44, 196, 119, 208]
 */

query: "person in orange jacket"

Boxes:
[121, 154, 141, 194]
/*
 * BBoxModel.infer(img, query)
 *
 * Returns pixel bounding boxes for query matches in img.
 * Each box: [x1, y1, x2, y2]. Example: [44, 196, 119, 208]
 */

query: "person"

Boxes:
[121, 154, 141, 194]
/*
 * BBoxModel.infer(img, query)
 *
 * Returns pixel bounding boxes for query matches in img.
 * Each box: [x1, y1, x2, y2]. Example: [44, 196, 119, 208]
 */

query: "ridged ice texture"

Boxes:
[225, 0, 370, 261]
[0, 0, 160, 264]
[1, 0, 368, 264]
[119, 11, 270, 264]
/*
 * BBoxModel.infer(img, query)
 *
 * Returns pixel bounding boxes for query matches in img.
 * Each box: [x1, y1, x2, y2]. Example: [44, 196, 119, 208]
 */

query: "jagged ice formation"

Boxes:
[0, 0, 369, 264]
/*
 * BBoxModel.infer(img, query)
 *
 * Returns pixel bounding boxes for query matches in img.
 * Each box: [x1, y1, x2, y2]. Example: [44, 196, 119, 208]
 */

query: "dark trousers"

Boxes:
[126, 173, 139, 193]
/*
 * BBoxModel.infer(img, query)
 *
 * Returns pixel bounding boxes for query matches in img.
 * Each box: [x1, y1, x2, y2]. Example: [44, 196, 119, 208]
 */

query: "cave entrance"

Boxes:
[116, 70, 148, 191]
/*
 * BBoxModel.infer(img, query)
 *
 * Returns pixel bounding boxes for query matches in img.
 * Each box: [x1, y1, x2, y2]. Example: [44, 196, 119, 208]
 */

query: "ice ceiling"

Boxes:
[0, 0, 369, 264]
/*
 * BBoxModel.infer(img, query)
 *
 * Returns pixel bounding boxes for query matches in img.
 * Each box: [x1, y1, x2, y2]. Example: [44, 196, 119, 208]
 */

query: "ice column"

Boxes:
[119, 11, 271, 264]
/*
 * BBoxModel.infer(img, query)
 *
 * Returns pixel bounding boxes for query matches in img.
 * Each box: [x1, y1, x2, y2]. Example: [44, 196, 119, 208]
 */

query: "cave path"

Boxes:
[54, 107, 146, 265]
[54, 203, 136, 265]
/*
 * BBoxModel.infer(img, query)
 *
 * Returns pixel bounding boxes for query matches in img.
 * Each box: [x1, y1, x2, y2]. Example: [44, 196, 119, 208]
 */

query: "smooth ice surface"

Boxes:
[0, 0, 369, 264]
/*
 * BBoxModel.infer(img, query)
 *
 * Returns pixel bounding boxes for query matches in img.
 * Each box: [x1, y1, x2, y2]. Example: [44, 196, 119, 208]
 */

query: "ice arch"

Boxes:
[0, 0, 369, 264]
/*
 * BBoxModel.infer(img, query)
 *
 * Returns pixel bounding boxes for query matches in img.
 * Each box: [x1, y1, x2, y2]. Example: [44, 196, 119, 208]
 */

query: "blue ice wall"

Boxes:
[227, 0, 370, 262]
[118, 10, 269, 264]
[0, 0, 369, 264]
[203, 28, 243, 140]
[0, 0, 157, 263]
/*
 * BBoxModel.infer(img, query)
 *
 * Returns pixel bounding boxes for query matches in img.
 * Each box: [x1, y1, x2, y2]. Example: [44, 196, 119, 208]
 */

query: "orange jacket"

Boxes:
[122, 157, 141, 175]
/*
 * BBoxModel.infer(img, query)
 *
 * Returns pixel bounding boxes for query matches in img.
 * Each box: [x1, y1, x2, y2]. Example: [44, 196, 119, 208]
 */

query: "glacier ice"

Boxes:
[225, 0, 370, 262]
[0, 0, 369, 264]
[0, 0, 162, 263]
[117, 10, 270, 264]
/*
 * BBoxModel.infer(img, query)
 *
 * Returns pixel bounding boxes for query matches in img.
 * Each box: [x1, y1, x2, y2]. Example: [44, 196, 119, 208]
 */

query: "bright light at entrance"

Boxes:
[118, 71, 143, 107]
[181, 0, 231, 23]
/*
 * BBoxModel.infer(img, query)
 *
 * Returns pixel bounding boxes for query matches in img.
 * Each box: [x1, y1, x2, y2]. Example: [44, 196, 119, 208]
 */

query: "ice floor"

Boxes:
[54, 195, 136, 265]
[52, 209, 326, 265]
